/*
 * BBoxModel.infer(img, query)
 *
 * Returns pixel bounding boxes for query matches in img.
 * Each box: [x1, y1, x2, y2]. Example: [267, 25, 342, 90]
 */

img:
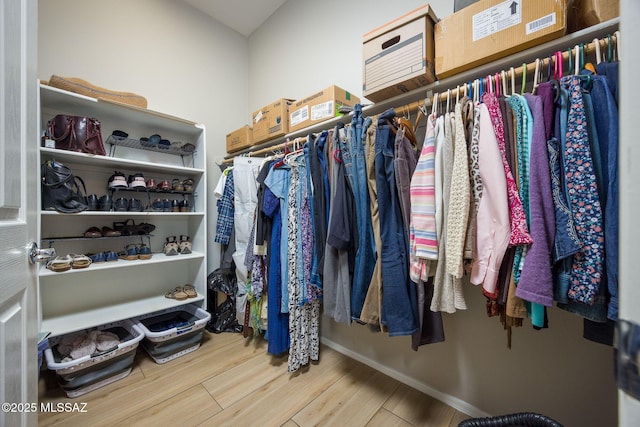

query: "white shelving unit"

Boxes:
[37, 83, 207, 338]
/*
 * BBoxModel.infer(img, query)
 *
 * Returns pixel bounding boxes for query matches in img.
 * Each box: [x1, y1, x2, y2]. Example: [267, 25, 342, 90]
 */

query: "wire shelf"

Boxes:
[106, 135, 196, 157]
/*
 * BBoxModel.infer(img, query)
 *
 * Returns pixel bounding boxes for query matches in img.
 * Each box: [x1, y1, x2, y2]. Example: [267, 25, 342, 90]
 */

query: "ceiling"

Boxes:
[182, 0, 288, 37]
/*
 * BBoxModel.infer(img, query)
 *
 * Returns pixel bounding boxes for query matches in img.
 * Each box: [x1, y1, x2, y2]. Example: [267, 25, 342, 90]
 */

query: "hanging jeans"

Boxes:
[341, 104, 376, 320]
[375, 108, 418, 336]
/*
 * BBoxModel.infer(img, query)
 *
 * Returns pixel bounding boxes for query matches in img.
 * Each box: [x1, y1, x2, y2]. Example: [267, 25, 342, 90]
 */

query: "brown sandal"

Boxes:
[182, 284, 197, 298]
[164, 287, 188, 300]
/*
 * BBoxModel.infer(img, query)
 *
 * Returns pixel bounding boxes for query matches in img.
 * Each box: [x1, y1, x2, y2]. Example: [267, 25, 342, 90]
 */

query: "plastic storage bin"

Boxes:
[134, 304, 210, 364]
[44, 320, 144, 398]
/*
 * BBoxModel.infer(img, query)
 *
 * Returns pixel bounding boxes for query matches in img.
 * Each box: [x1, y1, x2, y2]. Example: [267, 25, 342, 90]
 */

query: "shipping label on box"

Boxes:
[289, 85, 360, 133]
[252, 98, 294, 144]
[226, 125, 253, 153]
[363, 4, 438, 103]
[435, 0, 566, 79]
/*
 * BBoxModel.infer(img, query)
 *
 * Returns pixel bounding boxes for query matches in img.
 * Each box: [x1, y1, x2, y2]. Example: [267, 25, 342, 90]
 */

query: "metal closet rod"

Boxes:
[221, 32, 619, 166]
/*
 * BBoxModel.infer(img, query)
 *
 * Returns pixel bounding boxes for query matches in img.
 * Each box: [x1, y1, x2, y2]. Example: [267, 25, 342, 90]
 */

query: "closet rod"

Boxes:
[220, 31, 618, 167]
[428, 32, 619, 104]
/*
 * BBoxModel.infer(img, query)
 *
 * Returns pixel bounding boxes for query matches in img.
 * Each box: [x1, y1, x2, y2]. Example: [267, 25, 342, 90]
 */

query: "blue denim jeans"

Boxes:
[340, 105, 376, 320]
[375, 108, 418, 336]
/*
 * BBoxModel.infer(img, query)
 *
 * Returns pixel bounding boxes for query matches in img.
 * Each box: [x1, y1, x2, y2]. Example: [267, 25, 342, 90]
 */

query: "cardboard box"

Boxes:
[226, 125, 253, 153]
[435, 0, 567, 79]
[567, 0, 619, 33]
[252, 98, 294, 144]
[363, 4, 438, 102]
[289, 85, 360, 133]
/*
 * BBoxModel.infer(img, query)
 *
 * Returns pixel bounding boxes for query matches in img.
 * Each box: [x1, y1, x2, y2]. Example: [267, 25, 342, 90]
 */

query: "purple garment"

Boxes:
[516, 94, 556, 306]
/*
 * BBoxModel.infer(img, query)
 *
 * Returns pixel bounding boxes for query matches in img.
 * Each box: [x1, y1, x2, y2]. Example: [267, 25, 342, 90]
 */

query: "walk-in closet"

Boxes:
[1, 0, 636, 426]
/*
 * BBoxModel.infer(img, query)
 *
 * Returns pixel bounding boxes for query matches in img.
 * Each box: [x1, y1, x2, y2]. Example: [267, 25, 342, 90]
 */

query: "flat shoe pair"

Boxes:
[164, 285, 197, 300]
[46, 254, 91, 272]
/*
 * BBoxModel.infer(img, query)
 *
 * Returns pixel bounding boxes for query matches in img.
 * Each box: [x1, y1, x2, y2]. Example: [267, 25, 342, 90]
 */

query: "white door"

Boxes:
[0, 0, 39, 426]
[620, 0, 640, 425]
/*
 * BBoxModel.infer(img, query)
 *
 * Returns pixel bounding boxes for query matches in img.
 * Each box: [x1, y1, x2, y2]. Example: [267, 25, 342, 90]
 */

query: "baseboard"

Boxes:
[320, 336, 491, 419]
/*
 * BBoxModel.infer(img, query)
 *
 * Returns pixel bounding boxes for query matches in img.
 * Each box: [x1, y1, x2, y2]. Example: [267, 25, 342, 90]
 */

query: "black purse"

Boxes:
[41, 160, 88, 213]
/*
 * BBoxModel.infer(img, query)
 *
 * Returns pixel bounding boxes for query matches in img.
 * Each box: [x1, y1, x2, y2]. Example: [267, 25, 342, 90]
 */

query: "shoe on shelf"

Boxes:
[182, 284, 198, 298]
[46, 255, 72, 272]
[113, 197, 128, 212]
[70, 254, 92, 269]
[150, 198, 164, 212]
[137, 243, 153, 260]
[165, 287, 187, 300]
[182, 178, 194, 192]
[158, 180, 172, 191]
[113, 218, 136, 236]
[87, 252, 106, 263]
[164, 236, 179, 256]
[146, 178, 157, 190]
[179, 235, 192, 254]
[101, 226, 121, 237]
[108, 171, 128, 189]
[137, 222, 156, 235]
[83, 227, 102, 238]
[171, 199, 180, 212]
[98, 194, 113, 211]
[87, 194, 100, 211]
[179, 199, 190, 212]
[120, 244, 139, 261]
[104, 251, 119, 262]
[172, 178, 184, 192]
[162, 198, 171, 212]
[128, 173, 146, 190]
[128, 198, 143, 212]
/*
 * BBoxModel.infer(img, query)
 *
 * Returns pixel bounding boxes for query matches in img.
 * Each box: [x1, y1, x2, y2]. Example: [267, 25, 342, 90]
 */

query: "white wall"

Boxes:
[249, 1, 618, 426]
[38, 0, 250, 272]
[248, 0, 447, 111]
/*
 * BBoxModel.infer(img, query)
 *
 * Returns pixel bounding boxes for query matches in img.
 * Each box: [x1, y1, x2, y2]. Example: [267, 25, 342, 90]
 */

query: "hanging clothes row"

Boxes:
[214, 32, 620, 371]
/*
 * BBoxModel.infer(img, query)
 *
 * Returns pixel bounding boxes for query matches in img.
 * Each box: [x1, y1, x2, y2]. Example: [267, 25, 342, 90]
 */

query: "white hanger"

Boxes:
[501, 70, 508, 97]
[593, 38, 602, 64]
[532, 58, 541, 94]
[431, 92, 438, 116]
[510, 67, 516, 95]
[614, 30, 621, 61]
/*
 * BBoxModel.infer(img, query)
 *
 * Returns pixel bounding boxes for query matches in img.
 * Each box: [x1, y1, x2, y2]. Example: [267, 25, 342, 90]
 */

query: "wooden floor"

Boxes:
[38, 331, 469, 427]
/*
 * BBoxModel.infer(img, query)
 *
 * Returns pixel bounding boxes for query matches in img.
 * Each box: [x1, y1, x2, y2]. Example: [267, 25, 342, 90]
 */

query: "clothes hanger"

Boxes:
[446, 89, 451, 113]
[555, 51, 563, 79]
[520, 63, 527, 95]
[607, 34, 612, 62]
[593, 38, 602, 64]
[532, 58, 541, 94]
[501, 70, 508, 97]
[614, 31, 621, 61]
[510, 66, 516, 95]
[473, 79, 479, 103]
[431, 92, 438, 117]
[273, 138, 295, 168]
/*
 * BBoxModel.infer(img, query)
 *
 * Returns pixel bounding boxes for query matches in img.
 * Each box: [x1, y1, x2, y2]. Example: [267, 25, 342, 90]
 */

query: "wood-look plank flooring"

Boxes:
[38, 332, 469, 427]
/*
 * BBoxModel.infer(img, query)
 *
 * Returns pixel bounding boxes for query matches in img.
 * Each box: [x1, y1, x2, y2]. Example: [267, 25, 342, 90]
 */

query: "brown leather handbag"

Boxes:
[47, 115, 106, 156]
